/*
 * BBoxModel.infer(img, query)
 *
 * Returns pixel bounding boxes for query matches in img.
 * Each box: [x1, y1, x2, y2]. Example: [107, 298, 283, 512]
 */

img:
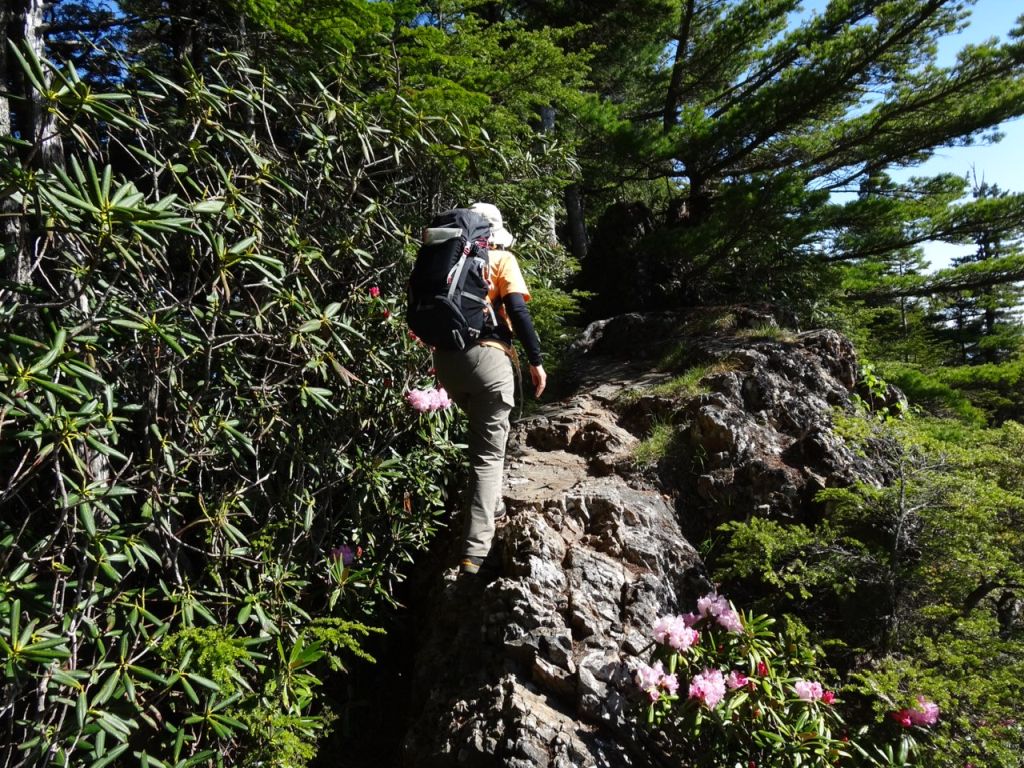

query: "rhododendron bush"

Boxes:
[0, 44, 475, 768]
[632, 594, 941, 767]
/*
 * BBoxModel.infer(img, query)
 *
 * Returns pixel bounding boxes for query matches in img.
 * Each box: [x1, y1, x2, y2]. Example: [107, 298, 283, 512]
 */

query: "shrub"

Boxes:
[0, 46, 462, 767]
[632, 594, 851, 766]
[630, 593, 942, 767]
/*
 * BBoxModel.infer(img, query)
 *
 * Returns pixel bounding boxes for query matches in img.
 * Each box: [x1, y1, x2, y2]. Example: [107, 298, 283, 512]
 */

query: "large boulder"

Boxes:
[574, 310, 896, 533]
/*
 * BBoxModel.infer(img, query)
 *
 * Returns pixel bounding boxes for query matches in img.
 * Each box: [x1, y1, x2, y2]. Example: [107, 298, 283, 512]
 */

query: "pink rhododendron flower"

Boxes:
[909, 696, 939, 726]
[635, 660, 663, 700]
[697, 593, 727, 617]
[696, 593, 743, 633]
[688, 668, 726, 709]
[757, 661, 769, 676]
[660, 672, 680, 696]
[716, 608, 743, 632]
[635, 661, 677, 701]
[726, 670, 749, 690]
[405, 388, 430, 411]
[822, 690, 836, 705]
[406, 387, 452, 413]
[369, 286, 380, 298]
[652, 615, 676, 644]
[653, 615, 700, 651]
[891, 695, 939, 728]
[891, 709, 914, 728]
[794, 680, 824, 701]
[672, 626, 700, 651]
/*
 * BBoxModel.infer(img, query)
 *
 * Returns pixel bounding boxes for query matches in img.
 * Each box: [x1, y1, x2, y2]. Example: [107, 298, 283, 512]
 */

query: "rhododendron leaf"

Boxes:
[729, 691, 749, 708]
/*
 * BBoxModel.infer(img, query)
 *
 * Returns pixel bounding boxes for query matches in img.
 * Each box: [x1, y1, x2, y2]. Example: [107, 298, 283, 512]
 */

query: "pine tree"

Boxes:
[929, 181, 1024, 364]
[539, 0, 1024, 307]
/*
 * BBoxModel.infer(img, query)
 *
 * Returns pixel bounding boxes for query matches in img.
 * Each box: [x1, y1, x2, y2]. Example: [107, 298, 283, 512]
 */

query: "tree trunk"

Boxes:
[662, 0, 695, 134]
[955, 305, 968, 364]
[686, 174, 712, 223]
[13, 0, 63, 168]
[899, 296, 909, 362]
[4, 0, 64, 285]
[564, 183, 588, 261]
[997, 590, 1022, 639]
[539, 106, 558, 246]
[0, 4, 10, 138]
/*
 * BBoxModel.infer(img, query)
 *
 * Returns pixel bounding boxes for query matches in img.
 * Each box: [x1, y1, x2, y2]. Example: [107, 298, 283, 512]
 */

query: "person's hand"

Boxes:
[529, 364, 547, 398]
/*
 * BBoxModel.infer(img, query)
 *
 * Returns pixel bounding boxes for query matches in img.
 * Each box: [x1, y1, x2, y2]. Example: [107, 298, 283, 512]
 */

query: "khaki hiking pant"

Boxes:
[432, 344, 515, 561]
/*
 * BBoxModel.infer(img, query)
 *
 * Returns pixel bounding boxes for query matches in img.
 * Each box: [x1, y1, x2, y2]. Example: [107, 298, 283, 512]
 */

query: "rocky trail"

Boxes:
[389, 309, 894, 768]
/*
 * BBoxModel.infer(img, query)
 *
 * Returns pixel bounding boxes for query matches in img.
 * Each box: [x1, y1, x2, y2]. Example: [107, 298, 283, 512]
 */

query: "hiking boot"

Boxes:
[460, 555, 484, 575]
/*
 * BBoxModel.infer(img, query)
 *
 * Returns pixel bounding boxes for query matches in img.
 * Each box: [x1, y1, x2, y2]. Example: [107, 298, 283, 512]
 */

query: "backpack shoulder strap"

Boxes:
[445, 238, 473, 303]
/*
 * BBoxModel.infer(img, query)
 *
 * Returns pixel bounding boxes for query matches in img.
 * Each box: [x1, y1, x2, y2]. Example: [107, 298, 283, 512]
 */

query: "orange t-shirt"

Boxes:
[487, 249, 530, 335]
[487, 249, 530, 304]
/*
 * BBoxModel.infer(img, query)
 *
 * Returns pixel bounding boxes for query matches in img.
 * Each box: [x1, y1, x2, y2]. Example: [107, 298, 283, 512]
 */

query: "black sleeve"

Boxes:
[503, 292, 543, 366]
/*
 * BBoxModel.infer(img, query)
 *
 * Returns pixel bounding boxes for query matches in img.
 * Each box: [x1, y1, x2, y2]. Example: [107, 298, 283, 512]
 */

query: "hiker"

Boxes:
[430, 202, 546, 575]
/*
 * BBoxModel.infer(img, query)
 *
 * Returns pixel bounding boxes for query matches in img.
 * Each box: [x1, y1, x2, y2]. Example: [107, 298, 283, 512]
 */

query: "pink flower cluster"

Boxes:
[652, 615, 700, 651]
[638, 595, 848, 719]
[697, 593, 744, 633]
[794, 679, 833, 703]
[688, 668, 726, 709]
[726, 670, 749, 690]
[635, 661, 679, 702]
[891, 696, 939, 727]
[405, 387, 452, 413]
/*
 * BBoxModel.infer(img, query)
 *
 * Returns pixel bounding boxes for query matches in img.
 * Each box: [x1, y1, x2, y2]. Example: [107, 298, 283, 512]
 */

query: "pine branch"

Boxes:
[848, 253, 1024, 300]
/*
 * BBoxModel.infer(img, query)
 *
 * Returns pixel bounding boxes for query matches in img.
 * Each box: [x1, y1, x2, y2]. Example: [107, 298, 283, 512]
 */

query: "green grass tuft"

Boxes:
[633, 421, 679, 465]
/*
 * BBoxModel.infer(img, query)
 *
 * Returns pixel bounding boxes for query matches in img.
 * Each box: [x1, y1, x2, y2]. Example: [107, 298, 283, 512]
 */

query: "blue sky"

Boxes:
[911, 0, 1023, 268]
[924, 0, 1024, 191]
[801, 0, 1023, 269]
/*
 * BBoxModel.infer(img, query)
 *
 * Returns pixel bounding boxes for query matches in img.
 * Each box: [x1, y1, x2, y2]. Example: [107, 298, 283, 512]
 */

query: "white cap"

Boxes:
[470, 202, 515, 248]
